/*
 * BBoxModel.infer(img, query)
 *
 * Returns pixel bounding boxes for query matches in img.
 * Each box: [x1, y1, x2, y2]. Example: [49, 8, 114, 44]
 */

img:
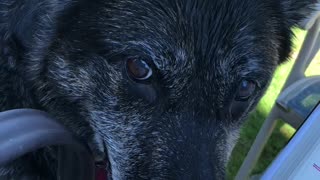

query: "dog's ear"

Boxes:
[281, 0, 316, 26]
[277, 0, 317, 64]
[1, 0, 71, 50]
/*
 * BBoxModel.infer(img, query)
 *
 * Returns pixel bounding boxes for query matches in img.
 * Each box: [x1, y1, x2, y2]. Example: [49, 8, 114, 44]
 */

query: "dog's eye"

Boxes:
[126, 58, 153, 81]
[235, 80, 256, 101]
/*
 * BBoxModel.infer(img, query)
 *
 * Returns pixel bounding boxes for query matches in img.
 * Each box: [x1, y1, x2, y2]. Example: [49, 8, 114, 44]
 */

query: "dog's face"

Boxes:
[8, 0, 313, 179]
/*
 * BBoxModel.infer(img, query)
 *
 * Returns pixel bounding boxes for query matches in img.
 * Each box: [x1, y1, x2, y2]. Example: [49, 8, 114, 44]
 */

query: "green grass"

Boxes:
[226, 28, 320, 179]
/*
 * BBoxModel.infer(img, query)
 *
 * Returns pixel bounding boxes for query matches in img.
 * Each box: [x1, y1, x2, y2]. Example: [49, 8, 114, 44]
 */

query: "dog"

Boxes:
[0, 0, 315, 179]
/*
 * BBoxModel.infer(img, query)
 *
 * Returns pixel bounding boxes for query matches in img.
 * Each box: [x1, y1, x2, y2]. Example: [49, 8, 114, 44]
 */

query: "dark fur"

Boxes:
[0, 0, 315, 179]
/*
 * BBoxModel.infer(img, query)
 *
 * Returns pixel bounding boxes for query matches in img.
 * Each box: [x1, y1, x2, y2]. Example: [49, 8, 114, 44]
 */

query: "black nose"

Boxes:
[164, 113, 224, 180]
[176, 144, 217, 180]
[177, 165, 216, 180]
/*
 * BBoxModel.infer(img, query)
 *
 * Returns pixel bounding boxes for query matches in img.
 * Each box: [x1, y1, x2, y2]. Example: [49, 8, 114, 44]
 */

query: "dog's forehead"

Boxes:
[83, 0, 279, 98]
[67, 0, 279, 97]
[97, 0, 275, 67]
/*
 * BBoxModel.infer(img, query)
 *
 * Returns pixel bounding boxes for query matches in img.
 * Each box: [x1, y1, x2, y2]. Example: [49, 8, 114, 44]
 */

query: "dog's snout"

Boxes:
[178, 171, 215, 180]
[176, 150, 217, 180]
[193, 149, 217, 179]
[170, 125, 221, 179]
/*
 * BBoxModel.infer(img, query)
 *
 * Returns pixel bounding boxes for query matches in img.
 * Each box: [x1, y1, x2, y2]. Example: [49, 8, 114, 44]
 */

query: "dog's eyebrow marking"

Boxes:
[127, 41, 157, 57]
[124, 40, 170, 69]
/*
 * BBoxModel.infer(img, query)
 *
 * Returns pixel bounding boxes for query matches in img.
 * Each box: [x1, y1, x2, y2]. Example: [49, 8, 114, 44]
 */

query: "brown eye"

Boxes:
[235, 80, 256, 101]
[126, 58, 153, 81]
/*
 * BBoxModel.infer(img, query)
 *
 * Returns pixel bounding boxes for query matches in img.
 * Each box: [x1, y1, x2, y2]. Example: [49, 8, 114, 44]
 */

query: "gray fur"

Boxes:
[0, 0, 315, 179]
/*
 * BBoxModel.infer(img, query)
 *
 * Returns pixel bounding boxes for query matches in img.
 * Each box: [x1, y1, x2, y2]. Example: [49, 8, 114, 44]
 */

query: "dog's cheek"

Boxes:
[225, 128, 240, 162]
[45, 54, 94, 99]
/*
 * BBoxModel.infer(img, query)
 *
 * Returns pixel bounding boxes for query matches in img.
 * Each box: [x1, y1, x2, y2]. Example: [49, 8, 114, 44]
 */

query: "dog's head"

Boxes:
[5, 0, 315, 179]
